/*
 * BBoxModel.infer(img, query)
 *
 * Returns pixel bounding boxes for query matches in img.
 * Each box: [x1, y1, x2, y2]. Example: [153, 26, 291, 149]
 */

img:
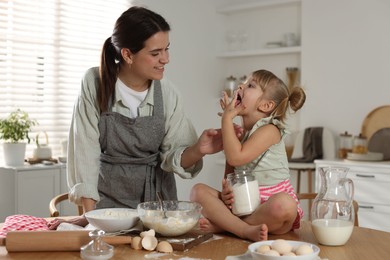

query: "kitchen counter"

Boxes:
[1, 220, 390, 259]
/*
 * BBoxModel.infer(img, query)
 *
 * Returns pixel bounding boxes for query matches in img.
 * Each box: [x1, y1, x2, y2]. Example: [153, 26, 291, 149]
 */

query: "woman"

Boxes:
[48, 6, 231, 229]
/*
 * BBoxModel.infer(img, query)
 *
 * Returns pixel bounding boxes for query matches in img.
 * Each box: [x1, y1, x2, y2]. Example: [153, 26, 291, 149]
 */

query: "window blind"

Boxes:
[0, 0, 130, 162]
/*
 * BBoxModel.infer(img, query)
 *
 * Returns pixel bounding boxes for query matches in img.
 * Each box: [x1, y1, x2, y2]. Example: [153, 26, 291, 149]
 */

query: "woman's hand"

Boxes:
[197, 125, 244, 155]
[47, 215, 89, 230]
[221, 178, 234, 209]
[47, 197, 95, 230]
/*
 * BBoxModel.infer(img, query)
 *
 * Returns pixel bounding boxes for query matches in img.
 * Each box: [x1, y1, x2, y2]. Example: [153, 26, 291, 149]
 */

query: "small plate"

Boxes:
[346, 152, 384, 161]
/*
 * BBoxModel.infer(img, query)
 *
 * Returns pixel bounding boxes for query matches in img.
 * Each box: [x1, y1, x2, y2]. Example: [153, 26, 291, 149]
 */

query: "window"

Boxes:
[0, 0, 130, 161]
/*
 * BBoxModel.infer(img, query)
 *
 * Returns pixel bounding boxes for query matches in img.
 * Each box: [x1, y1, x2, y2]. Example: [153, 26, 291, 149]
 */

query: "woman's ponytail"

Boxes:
[98, 37, 119, 113]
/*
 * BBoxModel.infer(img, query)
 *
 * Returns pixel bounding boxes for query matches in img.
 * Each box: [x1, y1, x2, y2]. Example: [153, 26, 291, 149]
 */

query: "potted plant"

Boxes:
[0, 109, 37, 166]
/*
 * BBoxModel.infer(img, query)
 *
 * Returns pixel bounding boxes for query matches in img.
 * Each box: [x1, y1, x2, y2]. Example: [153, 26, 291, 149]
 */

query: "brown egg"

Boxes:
[156, 241, 173, 253]
[131, 236, 143, 250]
[141, 235, 158, 251]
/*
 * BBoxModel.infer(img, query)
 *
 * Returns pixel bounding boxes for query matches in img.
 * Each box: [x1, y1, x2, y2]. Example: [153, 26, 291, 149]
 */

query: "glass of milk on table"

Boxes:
[227, 170, 260, 216]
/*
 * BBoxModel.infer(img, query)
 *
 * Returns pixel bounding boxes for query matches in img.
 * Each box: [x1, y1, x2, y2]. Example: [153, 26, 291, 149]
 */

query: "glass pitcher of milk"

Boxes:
[311, 166, 355, 246]
[227, 170, 260, 216]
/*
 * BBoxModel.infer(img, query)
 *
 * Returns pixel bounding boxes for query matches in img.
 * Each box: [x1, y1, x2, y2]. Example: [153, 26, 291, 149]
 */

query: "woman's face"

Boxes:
[131, 31, 170, 81]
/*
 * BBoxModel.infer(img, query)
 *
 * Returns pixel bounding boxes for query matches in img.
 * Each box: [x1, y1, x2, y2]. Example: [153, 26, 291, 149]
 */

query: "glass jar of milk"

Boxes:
[227, 170, 260, 216]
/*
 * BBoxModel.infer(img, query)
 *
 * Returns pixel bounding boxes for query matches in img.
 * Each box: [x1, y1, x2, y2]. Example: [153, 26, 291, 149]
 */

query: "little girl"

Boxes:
[190, 69, 306, 242]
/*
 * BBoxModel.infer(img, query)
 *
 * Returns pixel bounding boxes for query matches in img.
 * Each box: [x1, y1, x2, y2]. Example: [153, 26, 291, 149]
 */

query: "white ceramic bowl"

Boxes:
[248, 240, 320, 260]
[137, 200, 202, 237]
[85, 208, 139, 232]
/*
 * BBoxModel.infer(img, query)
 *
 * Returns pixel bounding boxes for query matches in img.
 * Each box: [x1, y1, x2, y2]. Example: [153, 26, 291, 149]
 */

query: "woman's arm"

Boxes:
[68, 68, 102, 204]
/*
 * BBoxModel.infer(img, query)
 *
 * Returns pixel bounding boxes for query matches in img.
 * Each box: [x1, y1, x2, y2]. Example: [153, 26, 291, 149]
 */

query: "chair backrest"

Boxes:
[49, 192, 83, 217]
[297, 193, 359, 227]
[291, 127, 336, 160]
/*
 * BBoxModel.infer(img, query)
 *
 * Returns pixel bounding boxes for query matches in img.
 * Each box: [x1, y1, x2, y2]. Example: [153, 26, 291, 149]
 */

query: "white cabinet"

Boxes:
[0, 164, 75, 222]
[216, 0, 302, 114]
[314, 159, 390, 232]
[216, 0, 301, 58]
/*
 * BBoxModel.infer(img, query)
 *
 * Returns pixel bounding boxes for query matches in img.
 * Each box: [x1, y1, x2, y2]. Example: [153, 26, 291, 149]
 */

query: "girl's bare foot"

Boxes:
[242, 224, 268, 242]
[198, 217, 223, 233]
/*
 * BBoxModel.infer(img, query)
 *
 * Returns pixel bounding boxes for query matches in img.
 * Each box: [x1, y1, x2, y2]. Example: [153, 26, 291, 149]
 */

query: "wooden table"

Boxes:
[1, 221, 390, 259]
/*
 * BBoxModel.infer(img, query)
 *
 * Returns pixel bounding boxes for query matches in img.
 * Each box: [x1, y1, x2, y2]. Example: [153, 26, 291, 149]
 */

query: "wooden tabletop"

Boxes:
[1, 220, 390, 259]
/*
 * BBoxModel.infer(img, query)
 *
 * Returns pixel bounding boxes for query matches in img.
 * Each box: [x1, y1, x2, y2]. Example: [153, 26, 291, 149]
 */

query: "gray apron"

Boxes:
[96, 80, 177, 209]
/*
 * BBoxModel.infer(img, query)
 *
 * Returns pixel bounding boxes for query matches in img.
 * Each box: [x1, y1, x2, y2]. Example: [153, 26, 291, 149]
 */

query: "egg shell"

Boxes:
[156, 241, 173, 253]
[131, 236, 143, 250]
[271, 239, 293, 254]
[283, 252, 297, 256]
[141, 235, 158, 251]
[140, 229, 156, 238]
[295, 244, 314, 255]
[256, 244, 271, 254]
[264, 249, 280, 256]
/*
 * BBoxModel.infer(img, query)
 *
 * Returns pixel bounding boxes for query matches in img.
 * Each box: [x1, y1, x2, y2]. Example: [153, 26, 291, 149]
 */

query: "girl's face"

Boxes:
[236, 77, 265, 114]
[131, 31, 170, 81]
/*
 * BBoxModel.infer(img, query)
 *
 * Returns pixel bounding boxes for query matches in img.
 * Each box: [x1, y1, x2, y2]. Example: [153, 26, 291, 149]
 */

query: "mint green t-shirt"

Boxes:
[235, 116, 290, 186]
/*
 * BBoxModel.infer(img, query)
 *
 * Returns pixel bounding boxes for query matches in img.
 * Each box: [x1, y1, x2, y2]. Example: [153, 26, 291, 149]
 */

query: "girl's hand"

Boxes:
[218, 90, 245, 119]
[221, 178, 234, 209]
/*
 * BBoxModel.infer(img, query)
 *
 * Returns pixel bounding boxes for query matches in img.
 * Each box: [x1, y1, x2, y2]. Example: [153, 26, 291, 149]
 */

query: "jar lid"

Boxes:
[340, 131, 352, 137]
[355, 133, 367, 140]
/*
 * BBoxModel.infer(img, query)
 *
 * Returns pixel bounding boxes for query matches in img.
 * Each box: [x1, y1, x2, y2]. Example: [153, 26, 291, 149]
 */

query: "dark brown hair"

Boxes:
[98, 6, 170, 112]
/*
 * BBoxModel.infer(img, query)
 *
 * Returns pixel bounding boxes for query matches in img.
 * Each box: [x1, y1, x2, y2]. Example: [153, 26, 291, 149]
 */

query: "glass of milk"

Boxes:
[227, 170, 260, 216]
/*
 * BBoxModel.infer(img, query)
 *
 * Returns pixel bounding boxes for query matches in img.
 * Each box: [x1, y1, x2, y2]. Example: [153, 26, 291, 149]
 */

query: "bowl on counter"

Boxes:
[137, 200, 202, 237]
[84, 208, 139, 233]
[248, 240, 320, 260]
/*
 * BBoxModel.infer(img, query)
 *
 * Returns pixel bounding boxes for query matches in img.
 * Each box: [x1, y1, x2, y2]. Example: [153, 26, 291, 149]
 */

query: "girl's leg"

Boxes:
[243, 192, 298, 234]
[190, 183, 268, 241]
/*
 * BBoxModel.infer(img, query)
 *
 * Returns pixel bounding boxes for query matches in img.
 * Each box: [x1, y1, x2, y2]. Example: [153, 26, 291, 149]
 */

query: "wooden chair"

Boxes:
[49, 192, 83, 217]
[297, 193, 359, 227]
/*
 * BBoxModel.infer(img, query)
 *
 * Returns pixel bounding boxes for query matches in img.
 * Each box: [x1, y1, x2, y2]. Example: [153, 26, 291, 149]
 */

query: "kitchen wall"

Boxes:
[132, 0, 390, 200]
[300, 0, 390, 135]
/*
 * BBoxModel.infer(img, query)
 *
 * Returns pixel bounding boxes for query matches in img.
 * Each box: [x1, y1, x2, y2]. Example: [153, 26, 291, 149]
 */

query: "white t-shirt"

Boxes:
[117, 79, 148, 118]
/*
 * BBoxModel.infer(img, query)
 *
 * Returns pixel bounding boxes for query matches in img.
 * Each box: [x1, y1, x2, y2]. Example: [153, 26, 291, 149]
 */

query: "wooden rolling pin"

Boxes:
[3, 230, 132, 252]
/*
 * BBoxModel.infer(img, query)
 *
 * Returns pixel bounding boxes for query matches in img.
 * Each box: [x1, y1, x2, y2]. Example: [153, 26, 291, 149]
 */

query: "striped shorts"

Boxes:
[259, 179, 303, 230]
